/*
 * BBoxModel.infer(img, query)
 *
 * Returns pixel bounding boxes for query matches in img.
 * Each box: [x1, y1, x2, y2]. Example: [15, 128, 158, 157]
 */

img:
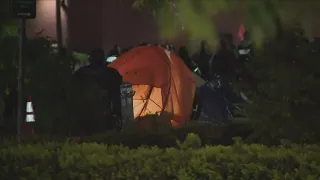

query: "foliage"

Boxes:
[176, 132, 201, 149]
[71, 52, 88, 62]
[235, 27, 320, 144]
[124, 114, 173, 133]
[0, 121, 252, 149]
[132, 0, 320, 47]
[83, 118, 320, 147]
[0, 36, 115, 136]
[10, 112, 319, 148]
[23, 37, 74, 134]
[1, 134, 320, 179]
[0, 36, 18, 117]
[25, 38, 119, 136]
[0, 0, 18, 39]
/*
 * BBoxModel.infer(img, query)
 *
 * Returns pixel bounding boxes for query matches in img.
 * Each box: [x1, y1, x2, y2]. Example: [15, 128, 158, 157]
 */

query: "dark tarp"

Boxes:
[198, 79, 245, 121]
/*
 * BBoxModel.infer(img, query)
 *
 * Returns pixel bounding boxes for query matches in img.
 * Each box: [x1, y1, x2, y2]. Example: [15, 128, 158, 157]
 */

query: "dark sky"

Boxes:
[25, 0, 257, 52]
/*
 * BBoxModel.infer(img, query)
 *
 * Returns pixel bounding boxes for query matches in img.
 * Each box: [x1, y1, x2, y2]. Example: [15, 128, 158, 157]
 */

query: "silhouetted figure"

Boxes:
[178, 46, 197, 72]
[107, 45, 121, 57]
[74, 48, 123, 135]
[221, 33, 238, 58]
[212, 39, 238, 81]
[211, 39, 244, 120]
[193, 40, 213, 81]
[238, 32, 253, 57]
[220, 33, 235, 49]
[237, 31, 253, 77]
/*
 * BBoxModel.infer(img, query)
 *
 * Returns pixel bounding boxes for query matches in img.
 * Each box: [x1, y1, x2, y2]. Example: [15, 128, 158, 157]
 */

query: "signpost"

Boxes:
[12, 0, 36, 141]
[12, 0, 36, 19]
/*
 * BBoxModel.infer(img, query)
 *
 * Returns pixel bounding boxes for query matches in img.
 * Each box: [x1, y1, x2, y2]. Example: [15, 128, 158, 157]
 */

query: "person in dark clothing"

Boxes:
[178, 46, 197, 72]
[212, 38, 238, 81]
[221, 33, 238, 59]
[74, 48, 123, 134]
[107, 45, 121, 58]
[193, 40, 213, 81]
[210, 38, 245, 121]
[237, 31, 254, 81]
[238, 32, 253, 60]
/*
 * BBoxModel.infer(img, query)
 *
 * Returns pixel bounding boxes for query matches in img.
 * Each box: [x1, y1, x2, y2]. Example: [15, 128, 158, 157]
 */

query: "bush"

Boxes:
[177, 132, 202, 149]
[82, 121, 253, 148]
[1, 121, 253, 149]
[235, 27, 320, 144]
[0, 35, 117, 136]
[1, 134, 320, 179]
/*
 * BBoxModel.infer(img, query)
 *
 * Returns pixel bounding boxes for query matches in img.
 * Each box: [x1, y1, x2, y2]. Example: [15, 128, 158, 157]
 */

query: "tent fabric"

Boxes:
[109, 46, 195, 127]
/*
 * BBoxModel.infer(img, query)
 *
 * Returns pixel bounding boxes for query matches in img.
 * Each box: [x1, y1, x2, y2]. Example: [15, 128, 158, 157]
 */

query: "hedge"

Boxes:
[7, 121, 253, 149]
[1, 134, 320, 179]
[2, 120, 315, 150]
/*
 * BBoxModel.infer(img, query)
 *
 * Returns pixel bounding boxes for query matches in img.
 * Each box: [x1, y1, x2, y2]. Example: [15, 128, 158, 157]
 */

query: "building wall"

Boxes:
[26, 0, 245, 53]
[26, 0, 67, 46]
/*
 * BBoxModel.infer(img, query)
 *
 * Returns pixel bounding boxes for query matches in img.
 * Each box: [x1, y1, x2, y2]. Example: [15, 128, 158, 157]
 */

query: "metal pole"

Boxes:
[17, 19, 26, 142]
[56, 0, 63, 55]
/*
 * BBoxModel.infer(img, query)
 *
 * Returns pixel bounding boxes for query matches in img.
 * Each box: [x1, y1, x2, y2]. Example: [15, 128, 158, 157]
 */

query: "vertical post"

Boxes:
[56, 0, 63, 55]
[17, 19, 26, 142]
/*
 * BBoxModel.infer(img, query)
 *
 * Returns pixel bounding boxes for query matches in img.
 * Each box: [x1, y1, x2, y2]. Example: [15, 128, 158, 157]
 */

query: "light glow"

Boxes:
[106, 56, 117, 63]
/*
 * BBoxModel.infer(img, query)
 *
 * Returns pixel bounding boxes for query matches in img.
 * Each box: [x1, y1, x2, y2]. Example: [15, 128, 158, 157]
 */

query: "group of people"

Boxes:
[175, 34, 252, 121]
[105, 33, 252, 84]
[176, 34, 252, 121]
[74, 34, 252, 134]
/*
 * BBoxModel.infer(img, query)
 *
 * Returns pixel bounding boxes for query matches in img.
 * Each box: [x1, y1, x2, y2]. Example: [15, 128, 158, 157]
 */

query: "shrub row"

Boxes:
[85, 122, 253, 147]
[1, 134, 320, 180]
[2, 121, 253, 148]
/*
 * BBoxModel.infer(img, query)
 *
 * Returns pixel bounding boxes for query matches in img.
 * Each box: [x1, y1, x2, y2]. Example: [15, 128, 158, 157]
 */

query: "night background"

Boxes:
[1, 0, 320, 179]
[27, 0, 247, 52]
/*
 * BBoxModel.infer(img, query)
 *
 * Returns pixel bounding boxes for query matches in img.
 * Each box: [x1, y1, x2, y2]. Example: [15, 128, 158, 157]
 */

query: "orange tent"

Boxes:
[109, 46, 195, 127]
